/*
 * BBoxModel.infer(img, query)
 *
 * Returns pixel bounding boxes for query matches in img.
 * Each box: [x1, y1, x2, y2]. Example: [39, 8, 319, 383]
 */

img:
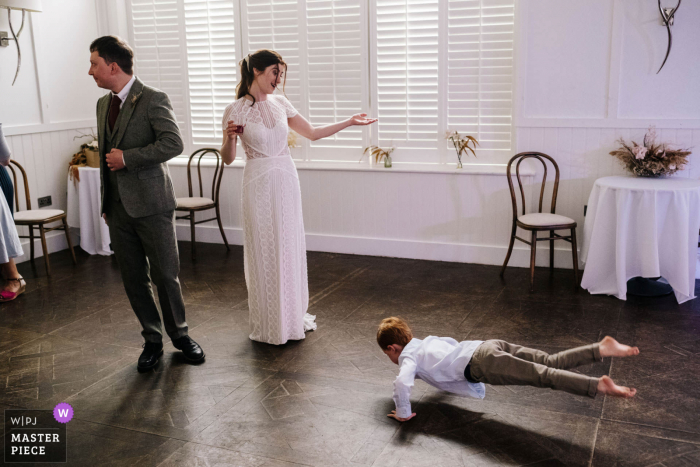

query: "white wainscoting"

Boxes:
[169, 160, 564, 269]
[169, 126, 700, 270]
[3, 128, 90, 263]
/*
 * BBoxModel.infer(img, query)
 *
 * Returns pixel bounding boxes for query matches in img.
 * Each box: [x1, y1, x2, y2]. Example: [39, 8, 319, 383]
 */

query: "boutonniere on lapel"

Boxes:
[131, 92, 143, 106]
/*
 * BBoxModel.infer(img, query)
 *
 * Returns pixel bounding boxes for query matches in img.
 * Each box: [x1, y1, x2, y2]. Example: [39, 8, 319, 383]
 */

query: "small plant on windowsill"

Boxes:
[445, 130, 479, 168]
[362, 145, 395, 168]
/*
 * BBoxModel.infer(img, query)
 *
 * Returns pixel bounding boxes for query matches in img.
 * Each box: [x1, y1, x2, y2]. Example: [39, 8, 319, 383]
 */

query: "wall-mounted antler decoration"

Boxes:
[657, 0, 682, 74]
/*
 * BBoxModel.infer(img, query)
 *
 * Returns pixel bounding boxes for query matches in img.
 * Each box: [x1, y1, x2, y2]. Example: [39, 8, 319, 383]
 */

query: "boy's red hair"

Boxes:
[377, 317, 413, 349]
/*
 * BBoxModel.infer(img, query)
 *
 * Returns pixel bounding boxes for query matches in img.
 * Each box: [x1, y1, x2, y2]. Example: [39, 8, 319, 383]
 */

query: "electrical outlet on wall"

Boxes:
[38, 196, 52, 208]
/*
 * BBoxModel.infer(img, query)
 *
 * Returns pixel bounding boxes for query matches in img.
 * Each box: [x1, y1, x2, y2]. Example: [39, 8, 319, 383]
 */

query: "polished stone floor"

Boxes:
[3, 242, 700, 466]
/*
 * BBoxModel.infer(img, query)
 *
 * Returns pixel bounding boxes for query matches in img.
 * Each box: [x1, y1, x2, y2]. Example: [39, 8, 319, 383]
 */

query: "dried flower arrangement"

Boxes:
[69, 131, 100, 182]
[609, 127, 691, 177]
[445, 131, 479, 168]
[362, 146, 395, 167]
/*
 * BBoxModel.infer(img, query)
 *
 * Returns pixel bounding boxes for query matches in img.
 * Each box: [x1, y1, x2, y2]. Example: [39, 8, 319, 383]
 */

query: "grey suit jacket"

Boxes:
[96, 77, 184, 218]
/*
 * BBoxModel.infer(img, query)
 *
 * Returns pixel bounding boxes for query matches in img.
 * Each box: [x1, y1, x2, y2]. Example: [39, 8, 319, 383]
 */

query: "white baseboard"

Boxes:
[14, 229, 80, 265]
[174, 222, 580, 270]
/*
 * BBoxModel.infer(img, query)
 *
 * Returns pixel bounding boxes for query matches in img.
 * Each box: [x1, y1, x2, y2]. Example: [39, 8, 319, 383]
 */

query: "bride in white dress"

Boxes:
[220, 50, 376, 345]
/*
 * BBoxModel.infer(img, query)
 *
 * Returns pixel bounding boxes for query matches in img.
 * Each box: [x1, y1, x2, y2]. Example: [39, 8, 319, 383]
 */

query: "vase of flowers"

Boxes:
[610, 127, 691, 177]
[445, 131, 479, 168]
[362, 146, 395, 168]
[83, 140, 100, 168]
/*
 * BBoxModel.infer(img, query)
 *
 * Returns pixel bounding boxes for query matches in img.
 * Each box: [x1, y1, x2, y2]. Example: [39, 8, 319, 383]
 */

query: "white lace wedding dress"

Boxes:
[222, 95, 316, 345]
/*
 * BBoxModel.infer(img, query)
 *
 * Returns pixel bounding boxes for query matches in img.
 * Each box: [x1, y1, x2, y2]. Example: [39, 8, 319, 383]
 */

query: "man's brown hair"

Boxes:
[90, 36, 134, 75]
[377, 317, 413, 349]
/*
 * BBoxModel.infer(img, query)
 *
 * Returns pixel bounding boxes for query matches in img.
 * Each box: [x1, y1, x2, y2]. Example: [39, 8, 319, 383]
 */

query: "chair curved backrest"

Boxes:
[505, 152, 560, 222]
[185, 148, 224, 205]
[7, 160, 31, 212]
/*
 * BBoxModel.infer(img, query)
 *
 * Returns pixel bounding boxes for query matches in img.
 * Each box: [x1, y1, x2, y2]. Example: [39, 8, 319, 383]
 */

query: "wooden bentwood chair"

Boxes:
[175, 148, 229, 260]
[8, 160, 77, 275]
[500, 152, 579, 292]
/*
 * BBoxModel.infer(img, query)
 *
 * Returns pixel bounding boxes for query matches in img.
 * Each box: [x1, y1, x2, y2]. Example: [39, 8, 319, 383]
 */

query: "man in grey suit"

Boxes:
[89, 36, 204, 371]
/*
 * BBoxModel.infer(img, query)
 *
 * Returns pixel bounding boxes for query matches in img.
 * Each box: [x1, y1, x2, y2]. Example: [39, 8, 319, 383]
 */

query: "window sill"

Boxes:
[168, 156, 534, 176]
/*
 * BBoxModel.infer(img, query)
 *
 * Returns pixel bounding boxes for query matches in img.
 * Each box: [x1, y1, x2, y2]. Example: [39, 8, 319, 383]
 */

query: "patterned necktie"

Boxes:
[108, 94, 122, 132]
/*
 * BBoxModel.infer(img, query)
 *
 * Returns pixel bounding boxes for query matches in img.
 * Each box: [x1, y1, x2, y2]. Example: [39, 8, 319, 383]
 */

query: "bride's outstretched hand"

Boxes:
[349, 113, 378, 126]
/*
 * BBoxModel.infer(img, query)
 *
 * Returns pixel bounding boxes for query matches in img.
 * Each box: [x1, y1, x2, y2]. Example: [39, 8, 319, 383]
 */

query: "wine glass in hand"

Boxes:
[226, 116, 246, 140]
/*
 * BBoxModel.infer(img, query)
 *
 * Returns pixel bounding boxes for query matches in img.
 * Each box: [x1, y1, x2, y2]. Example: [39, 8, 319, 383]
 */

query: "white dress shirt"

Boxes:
[393, 337, 485, 419]
[110, 75, 136, 167]
[113, 75, 136, 110]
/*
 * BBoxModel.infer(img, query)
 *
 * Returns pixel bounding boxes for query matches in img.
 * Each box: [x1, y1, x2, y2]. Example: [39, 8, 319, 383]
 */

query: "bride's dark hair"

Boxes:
[236, 49, 287, 105]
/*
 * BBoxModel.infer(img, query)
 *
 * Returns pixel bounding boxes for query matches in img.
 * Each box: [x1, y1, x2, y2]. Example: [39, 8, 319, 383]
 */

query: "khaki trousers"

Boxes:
[468, 340, 602, 398]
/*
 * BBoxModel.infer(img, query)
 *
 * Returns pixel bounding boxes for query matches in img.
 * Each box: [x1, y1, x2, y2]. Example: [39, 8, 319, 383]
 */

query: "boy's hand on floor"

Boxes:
[388, 410, 416, 422]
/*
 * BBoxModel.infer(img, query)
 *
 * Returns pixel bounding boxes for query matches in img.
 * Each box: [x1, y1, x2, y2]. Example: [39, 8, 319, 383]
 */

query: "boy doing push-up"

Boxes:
[377, 317, 638, 422]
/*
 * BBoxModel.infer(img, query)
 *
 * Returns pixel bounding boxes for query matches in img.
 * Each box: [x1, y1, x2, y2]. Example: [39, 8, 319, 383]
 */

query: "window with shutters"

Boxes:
[126, 0, 514, 164]
[447, 0, 514, 156]
[184, 0, 238, 146]
[127, 0, 188, 131]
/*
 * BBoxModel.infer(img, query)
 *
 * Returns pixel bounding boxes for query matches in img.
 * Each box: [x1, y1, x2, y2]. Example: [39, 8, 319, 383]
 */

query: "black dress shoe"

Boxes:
[172, 336, 205, 363]
[138, 342, 163, 371]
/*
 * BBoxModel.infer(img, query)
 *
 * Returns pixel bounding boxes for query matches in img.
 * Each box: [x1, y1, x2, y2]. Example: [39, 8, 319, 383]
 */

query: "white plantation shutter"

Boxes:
[306, 0, 365, 160]
[375, 0, 440, 160]
[447, 0, 514, 153]
[128, 0, 188, 129]
[243, 0, 302, 110]
[184, 0, 238, 146]
[126, 0, 514, 163]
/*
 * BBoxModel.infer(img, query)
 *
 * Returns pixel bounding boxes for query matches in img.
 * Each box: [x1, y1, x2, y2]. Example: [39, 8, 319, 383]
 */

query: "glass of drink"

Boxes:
[232, 114, 246, 134]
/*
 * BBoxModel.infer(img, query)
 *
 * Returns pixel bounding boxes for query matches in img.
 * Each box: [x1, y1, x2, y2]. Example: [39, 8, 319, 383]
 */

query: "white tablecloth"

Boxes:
[580, 175, 700, 303]
[66, 167, 112, 256]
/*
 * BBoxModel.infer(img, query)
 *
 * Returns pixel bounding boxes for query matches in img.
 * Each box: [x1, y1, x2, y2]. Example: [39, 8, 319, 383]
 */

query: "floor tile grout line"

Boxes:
[598, 417, 700, 442]
[588, 417, 600, 467]
[45, 299, 132, 337]
[308, 266, 369, 305]
[63, 356, 139, 403]
[0, 336, 46, 358]
[155, 438, 315, 467]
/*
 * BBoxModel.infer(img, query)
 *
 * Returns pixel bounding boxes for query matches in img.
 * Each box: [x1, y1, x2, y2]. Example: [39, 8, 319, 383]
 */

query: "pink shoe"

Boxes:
[0, 277, 26, 302]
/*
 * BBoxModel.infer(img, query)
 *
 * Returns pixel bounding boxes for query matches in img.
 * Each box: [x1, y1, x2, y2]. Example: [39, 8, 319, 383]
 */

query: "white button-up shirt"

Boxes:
[393, 337, 485, 419]
[113, 75, 136, 110]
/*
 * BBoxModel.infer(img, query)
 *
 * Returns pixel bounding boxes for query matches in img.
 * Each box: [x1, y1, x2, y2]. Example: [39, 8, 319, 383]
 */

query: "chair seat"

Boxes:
[176, 197, 214, 209]
[14, 209, 65, 222]
[518, 213, 575, 227]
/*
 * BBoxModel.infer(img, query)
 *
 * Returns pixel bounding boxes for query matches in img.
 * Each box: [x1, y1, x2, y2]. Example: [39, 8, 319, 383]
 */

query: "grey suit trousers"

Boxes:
[468, 340, 601, 398]
[107, 198, 188, 343]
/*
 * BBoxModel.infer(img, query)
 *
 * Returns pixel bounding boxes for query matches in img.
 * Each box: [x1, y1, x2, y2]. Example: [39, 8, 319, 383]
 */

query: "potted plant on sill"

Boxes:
[362, 145, 395, 168]
[445, 130, 479, 168]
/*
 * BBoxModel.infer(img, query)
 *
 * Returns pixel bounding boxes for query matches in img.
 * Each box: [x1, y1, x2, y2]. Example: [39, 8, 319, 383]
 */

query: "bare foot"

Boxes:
[599, 336, 639, 358]
[1, 278, 21, 294]
[597, 375, 636, 398]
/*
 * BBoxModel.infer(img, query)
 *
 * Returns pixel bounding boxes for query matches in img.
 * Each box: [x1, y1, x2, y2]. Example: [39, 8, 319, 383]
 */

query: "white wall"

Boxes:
[0, 0, 116, 262]
[172, 0, 700, 270]
[3, 0, 699, 270]
[512, 0, 700, 268]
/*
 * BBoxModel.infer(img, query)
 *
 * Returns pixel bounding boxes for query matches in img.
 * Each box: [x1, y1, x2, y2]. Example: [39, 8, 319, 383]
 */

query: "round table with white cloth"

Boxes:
[580, 175, 700, 303]
[66, 167, 112, 256]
